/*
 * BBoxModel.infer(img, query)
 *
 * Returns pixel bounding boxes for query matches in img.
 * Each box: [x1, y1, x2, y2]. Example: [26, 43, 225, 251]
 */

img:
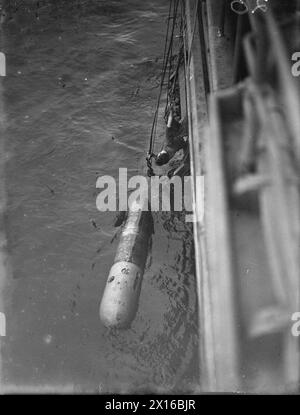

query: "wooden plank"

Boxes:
[204, 94, 240, 391]
[184, 0, 212, 391]
[206, 0, 234, 91]
[184, 0, 240, 391]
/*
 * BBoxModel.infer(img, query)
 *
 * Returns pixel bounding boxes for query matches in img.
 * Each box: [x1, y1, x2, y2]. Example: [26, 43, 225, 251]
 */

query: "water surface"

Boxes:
[0, 0, 198, 393]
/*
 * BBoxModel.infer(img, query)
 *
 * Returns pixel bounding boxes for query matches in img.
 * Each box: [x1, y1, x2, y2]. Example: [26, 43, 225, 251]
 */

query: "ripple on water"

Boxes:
[2, 0, 199, 393]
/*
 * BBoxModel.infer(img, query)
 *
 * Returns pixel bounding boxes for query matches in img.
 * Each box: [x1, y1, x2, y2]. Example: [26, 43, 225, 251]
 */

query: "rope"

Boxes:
[146, 0, 180, 176]
[148, 0, 173, 157]
[187, 0, 200, 68]
[180, 0, 188, 117]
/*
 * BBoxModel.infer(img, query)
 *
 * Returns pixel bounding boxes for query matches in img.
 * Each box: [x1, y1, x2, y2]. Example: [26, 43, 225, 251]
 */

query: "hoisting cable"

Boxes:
[187, 0, 200, 68]
[146, 0, 180, 177]
[179, 0, 200, 131]
[180, 0, 188, 117]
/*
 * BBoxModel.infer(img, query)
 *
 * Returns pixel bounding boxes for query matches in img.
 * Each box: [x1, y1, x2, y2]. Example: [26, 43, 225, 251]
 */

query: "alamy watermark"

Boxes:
[291, 312, 300, 337]
[291, 52, 300, 77]
[0, 51, 5, 77]
[0, 312, 6, 336]
[95, 168, 204, 223]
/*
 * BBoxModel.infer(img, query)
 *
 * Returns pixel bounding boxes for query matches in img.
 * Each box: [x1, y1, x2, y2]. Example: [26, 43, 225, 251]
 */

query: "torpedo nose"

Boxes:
[99, 261, 143, 329]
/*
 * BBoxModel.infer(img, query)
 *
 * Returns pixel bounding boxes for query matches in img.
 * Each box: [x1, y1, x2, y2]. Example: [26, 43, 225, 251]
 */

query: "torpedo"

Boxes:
[99, 195, 153, 329]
